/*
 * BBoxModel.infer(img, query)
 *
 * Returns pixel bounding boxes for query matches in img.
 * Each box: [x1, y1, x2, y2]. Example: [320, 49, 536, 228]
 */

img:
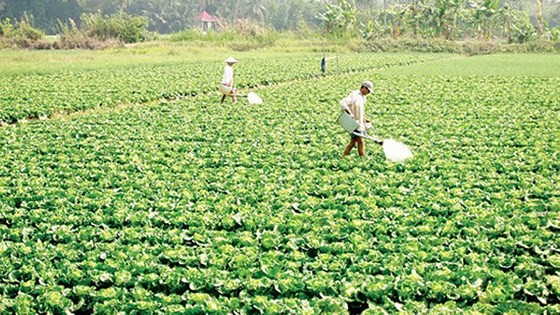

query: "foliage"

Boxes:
[471, 0, 500, 40]
[49, 12, 150, 48]
[0, 0, 82, 34]
[170, 21, 315, 51]
[55, 18, 123, 50]
[362, 36, 463, 53]
[231, 18, 268, 37]
[0, 52, 559, 313]
[497, 4, 517, 43]
[551, 27, 560, 41]
[265, 0, 322, 31]
[509, 13, 537, 44]
[375, 0, 465, 40]
[361, 36, 560, 54]
[317, 0, 358, 38]
[0, 52, 443, 123]
[356, 0, 557, 43]
[80, 12, 150, 43]
[1, 0, 560, 44]
[524, 39, 559, 52]
[0, 17, 43, 48]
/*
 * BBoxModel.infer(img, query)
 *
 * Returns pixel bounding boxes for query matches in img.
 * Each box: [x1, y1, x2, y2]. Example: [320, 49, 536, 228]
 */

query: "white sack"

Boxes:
[382, 139, 413, 163]
[247, 92, 263, 105]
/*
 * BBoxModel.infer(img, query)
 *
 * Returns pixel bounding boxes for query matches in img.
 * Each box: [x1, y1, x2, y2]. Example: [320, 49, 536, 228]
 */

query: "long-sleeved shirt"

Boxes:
[222, 65, 234, 86]
[340, 90, 367, 131]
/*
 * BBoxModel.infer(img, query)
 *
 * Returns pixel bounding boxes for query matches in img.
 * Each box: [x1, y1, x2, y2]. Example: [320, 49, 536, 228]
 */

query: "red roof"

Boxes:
[198, 11, 217, 22]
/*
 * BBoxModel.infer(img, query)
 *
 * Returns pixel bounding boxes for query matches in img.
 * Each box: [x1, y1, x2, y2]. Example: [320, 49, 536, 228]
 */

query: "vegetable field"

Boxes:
[0, 53, 446, 124]
[0, 51, 559, 314]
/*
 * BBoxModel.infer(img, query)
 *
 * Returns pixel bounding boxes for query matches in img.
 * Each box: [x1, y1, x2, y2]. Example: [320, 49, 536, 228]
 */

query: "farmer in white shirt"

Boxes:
[219, 57, 238, 103]
[341, 81, 373, 157]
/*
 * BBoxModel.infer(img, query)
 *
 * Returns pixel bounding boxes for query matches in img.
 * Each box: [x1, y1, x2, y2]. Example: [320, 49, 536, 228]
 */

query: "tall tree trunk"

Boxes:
[505, 16, 512, 42]
[536, 0, 544, 36]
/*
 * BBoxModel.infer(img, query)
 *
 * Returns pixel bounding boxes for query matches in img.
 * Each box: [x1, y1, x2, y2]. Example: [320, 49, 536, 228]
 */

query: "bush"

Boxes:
[0, 18, 44, 48]
[361, 36, 560, 54]
[51, 12, 149, 49]
[54, 18, 123, 49]
[509, 13, 537, 44]
[57, 18, 88, 48]
[525, 39, 556, 52]
[362, 37, 462, 53]
[550, 27, 560, 41]
[170, 20, 279, 51]
[81, 12, 149, 44]
[461, 40, 496, 55]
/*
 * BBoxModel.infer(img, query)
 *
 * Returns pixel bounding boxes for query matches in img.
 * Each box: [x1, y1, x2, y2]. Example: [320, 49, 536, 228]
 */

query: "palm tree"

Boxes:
[244, 0, 269, 24]
[216, 0, 240, 25]
[141, 0, 198, 33]
[198, 0, 219, 14]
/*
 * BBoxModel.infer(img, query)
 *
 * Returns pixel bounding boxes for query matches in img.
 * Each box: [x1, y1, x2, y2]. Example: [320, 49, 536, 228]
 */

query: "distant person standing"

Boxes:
[219, 57, 238, 103]
[320, 57, 327, 76]
[341, 81, 373, 157]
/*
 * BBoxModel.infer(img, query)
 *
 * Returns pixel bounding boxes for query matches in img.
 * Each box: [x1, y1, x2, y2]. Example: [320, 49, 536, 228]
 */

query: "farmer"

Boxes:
[320, 57, 327, 76]
[219, 56, 238, 103]
[341, 81, 373, 157]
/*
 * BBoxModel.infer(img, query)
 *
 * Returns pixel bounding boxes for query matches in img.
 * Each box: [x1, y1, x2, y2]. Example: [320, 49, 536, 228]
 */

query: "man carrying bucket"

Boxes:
[219, 57, 238, 103]
[341, 81, 373, 157]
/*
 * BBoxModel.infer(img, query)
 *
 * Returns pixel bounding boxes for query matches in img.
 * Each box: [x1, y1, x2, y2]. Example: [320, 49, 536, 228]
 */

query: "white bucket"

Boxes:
[218, 84, 234, 95]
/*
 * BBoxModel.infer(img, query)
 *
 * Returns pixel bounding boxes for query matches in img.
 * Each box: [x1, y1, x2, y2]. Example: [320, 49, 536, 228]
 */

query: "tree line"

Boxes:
[0, 0, 559, 40]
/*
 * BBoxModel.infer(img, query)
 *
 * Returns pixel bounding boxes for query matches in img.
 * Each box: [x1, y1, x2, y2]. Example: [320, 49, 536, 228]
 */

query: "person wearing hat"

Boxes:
[219, 57, 238, 103]
[341, 81, 373, 157]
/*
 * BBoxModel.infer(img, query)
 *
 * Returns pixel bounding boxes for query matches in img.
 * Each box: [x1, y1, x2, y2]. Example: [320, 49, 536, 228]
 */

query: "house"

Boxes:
[197, 11, 218, 32]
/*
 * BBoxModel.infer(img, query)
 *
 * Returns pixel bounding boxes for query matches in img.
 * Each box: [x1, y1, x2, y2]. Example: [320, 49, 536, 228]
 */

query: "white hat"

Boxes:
[361, 81, 373, 92]
[224, 57, 238, 63]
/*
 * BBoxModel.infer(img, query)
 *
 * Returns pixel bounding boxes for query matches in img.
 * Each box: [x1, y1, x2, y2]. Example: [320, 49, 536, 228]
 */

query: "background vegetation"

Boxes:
[0, 0, 559, 50]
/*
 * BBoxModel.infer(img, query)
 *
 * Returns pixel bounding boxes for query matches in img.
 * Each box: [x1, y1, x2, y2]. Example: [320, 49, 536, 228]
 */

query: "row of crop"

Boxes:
[0, 53, 449, 123]
[1, 67, 559, 313]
